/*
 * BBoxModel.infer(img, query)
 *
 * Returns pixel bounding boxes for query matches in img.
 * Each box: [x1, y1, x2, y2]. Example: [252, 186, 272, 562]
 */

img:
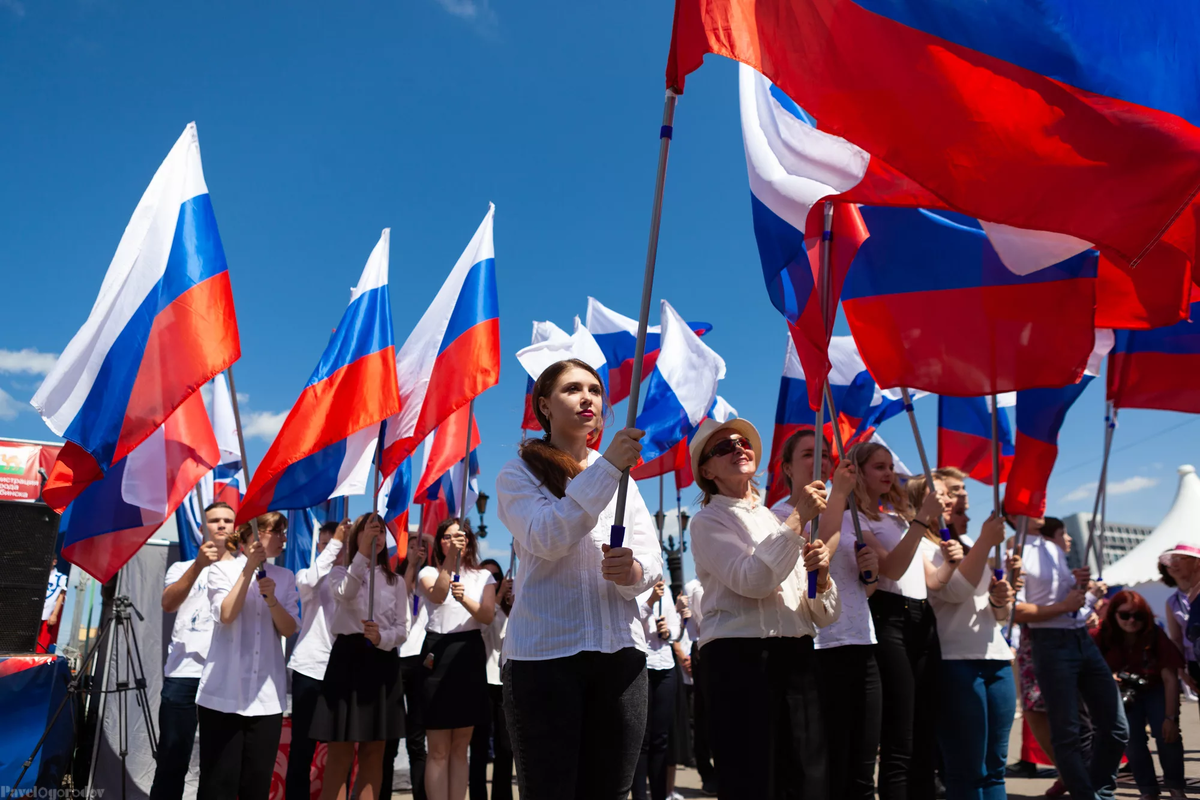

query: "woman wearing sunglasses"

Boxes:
[688, 417, 838, 800]
[1094, 590, 1186, 800]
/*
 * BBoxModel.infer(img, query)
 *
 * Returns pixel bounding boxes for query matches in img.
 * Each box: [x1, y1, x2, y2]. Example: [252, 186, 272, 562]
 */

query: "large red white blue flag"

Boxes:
[1108, 296, 1200, 414]
[668, 0, 1200, 293]
[382, 205, 499, 475]
[34, 123, 240, 513]
[239, 230, 399, 521]
[938, 394, 1015, 487]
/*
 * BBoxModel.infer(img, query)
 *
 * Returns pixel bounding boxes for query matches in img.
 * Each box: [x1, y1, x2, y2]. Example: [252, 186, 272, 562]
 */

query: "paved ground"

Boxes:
[389, 702, 1200, 798]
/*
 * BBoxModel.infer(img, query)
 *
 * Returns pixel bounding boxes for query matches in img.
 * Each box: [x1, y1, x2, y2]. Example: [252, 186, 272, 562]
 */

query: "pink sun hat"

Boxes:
[1160, 543, 1200, 563]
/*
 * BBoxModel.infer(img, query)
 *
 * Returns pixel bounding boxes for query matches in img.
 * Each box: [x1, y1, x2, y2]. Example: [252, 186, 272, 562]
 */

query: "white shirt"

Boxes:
[328, 553, 409, 651]
[866, 513, 936, 600]
[691, 493, 840, 645]
[929, 550, 1012, 660]
[401, 596, 429, 658]
[42, 568, 68, 621]
[482, 609, 508, 685]
[163, 560, 216, 679]
[197, 559, 300, 716]
[419, 566, 496, 635]
[636, 585, 682, 671]
[496, 451, 662, 661]
[1017, 535, 1086, 630]
[288, 540, 344, 680]
[773, 503, 876, 649]
[683, 578, 704, 647]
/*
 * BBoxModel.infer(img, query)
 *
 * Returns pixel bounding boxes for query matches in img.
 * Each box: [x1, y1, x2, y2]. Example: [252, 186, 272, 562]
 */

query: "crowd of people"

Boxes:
[142, 357, 1196, 800]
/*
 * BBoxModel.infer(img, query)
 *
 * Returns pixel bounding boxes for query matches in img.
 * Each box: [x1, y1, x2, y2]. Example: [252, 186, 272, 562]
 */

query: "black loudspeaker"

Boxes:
[0, 500, 61, 654]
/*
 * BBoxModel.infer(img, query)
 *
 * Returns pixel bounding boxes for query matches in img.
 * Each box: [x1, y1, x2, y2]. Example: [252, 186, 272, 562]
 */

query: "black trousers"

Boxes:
[870, 591, 940, 800]
[197, 706, 284, 800]
[633, 665, 677, 800]
[286, 672, 322, 800]
[690, 645, 716, 786]
[815, 645, 882, 800]
[705, 637, 827, 800]
[468, 683, 513, 800]
[382, 654, 427, 800]
[149, 677, 200, 800]
[502, 648, 647, 800]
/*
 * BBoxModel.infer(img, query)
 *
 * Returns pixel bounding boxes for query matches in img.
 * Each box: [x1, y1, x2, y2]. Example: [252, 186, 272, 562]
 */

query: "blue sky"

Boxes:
[2, 1, 1197, 581]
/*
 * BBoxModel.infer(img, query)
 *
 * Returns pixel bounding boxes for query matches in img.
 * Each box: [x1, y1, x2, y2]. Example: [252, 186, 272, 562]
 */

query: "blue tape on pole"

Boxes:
[610, 524, 626, 548]
[660, 125, 673, 140]
[903, 403, 915, 412]
[940, 528, 951, 541]
[822, 230, 833, 241]
[807, 569, 819, 598]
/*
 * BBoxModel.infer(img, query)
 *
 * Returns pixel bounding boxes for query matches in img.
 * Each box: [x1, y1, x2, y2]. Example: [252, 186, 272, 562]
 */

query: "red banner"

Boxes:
[0, 440, 61, 503]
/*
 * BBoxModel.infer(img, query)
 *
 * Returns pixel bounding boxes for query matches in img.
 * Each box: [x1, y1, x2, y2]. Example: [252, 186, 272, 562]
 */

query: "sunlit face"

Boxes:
[785, 433, 832, 488]
[1116, 602, 1147, 635]
[861, 451, 895, 498]
[204, 507, 235, 551]
[258, 519, 287, 558]
[941, 475, 968, 513]
[538, 367, 604, 438]
[933, 479, 954, 519]
[440, 523, 461, 557]
[699, 428, 757, 494]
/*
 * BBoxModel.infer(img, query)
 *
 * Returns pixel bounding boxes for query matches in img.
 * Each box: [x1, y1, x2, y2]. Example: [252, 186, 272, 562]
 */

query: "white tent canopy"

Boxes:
[1104, 465, 1200, 587]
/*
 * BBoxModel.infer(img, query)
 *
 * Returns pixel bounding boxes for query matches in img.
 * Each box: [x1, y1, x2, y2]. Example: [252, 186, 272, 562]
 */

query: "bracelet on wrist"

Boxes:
[911, 519, 929, 531]
[988, 598, 1005, 609]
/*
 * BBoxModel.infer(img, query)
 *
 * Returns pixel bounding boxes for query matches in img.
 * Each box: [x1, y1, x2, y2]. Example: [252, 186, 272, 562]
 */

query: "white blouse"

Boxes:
[683, 578, 704, 647]
[328, 553, 409, 652]
[288, 540, 344, 680]
[691, 493, 840, 645]
[772, 503, 876, 649]
[163, 559, 216, 679]
[197, 559, 300, 716]
[482, 609, 508, 686]
[636, 585, 682, 671]
[495, 450, 662, 661]
[419, 566, 496, 635]
[865, 513, 936, 600]
[928, 548, 1011, 660]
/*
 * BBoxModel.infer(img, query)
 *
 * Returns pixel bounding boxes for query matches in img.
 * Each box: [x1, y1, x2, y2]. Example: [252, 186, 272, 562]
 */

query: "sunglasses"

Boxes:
[703, 436, 753, 463]
[1117, 611, 1147, 622]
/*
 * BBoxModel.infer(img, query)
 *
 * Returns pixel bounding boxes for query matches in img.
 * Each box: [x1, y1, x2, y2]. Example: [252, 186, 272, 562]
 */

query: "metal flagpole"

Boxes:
[657, 474, 665, 617]
[368, 429, 383, 621]
[610, 90, 678, 548]
[1086, 402, 1116, 579]
[455, 399, 476, 582]
[823, 383, 872, 583]
[899, 388, 951, 541]
[806, 202, 835, 599]
[225, 365, 267, 582]
[1004, 515, 1028, 641]
[989, 394, 1004, 580]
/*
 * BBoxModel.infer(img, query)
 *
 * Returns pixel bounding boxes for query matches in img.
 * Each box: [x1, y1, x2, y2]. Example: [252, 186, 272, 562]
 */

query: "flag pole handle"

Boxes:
[454, 399, 475, 582]
[989, 394, 1004, 581]
[225, 366, 267, 583]
[899, 387, 950, 541]
[368, 426, 383, 621]
[1004, 515, 1029, 642]
[1083, 404, 1115, 586]
[823, 382, 872, 585]
[611, 91, 678, 548]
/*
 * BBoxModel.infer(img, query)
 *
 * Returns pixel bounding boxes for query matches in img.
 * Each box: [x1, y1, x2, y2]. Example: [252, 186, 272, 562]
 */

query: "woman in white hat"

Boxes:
[1162, 543, 1200, 698]
[687, 417, 838, 800]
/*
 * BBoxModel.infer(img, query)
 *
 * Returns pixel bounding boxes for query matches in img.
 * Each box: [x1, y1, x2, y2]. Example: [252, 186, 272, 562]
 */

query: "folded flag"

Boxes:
[1108, 295, 1200, 414]
[383, 205, 499, 475]
[632, 395, 737, 488]
[1006, 332, 1114, 517]
[207, 373, 244, 511]
[586, 297, 712, 405]
[938, 394, 1015, 486]
[60, 391, 219, 582]
[844, 207, 1098, 396]
[238, 230, 399, 522]
[34, 123, 240, 512]
[634, 300, 727, 465]
[516, 317, 609, 392]
[521, 321, 569, 431]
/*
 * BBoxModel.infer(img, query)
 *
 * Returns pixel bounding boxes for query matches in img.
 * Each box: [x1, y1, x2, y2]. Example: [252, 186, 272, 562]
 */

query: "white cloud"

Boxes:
[242, 411, 288, 441]
[477, 537, 512, 566]
[0, 387, 20, 421]
[434, 0, 498, 31]
[1061, 475, 1158, 503]
[0, 348, 58, 376]
[0, 0, 26, 17]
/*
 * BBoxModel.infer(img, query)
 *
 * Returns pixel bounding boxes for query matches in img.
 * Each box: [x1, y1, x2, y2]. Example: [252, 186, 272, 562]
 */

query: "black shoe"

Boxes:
[700, 781, 719, 797]
[1007, 761, 1039, 779]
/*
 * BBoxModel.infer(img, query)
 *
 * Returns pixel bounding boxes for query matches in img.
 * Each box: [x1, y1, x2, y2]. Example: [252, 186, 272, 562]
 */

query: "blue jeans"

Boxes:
[1029, 628, 1129, 800]
[150, 677, 200, 800]
[1124, 681, 1185, 794]
[936, 660, 1015, 800]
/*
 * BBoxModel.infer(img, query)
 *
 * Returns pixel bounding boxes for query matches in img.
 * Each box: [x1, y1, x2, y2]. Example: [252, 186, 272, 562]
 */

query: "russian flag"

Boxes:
[938, 394, 1015, 486]
[741, 66, 870, 410]
[377, 457, 412, 566]
[416, 451, 479, 538]
[382, 205, 499, 475]
[207, 373, 244, 510]
[1108, 296, 1200, 414]
[414, 403, 481, 504]
[667, 0, 1200, 283]
[634, 300, 726, 465]
[34, 123, 240, 513]
[521, 321, 568, 431]
[60, 390, 219, 582]
[843, 207, 1099, 396]
[586, 297, 712, 406]
[632, 396, 736, 489]
[1006, 333, 1114, 517]
[238, 230, 399, 522]
[516, 316, 610, 404]
[283, 507, 322, 575]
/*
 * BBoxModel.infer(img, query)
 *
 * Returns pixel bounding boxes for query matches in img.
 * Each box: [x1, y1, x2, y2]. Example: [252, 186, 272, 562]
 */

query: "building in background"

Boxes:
[1063, 513, 1154, 572]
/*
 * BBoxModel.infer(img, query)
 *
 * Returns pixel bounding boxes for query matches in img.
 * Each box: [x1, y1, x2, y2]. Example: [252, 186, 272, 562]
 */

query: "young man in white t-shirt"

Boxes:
[149, 502, 237, 800]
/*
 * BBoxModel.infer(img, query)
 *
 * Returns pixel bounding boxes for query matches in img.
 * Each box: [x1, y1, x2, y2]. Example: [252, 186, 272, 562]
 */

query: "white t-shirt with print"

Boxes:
[163, 559, 216, 679]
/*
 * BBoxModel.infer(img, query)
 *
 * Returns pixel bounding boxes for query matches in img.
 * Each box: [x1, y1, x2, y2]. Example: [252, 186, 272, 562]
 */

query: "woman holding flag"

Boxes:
[418, 518, 497, 800]
[688, 417, 838, 799]
[495, 358, 661, 800]
[310, 513, 408, 800]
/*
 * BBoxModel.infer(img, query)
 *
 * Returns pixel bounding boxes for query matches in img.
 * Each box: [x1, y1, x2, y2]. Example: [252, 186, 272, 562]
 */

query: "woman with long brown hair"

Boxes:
[418, 517, 497, 800]
[495, 358, 661, 800]
[309, 513, 408, 800]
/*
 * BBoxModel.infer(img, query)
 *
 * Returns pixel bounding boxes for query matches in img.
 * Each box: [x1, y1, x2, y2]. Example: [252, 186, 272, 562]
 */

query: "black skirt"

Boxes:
[420, 629, 488, 730]
[309, 633, 405, 743]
